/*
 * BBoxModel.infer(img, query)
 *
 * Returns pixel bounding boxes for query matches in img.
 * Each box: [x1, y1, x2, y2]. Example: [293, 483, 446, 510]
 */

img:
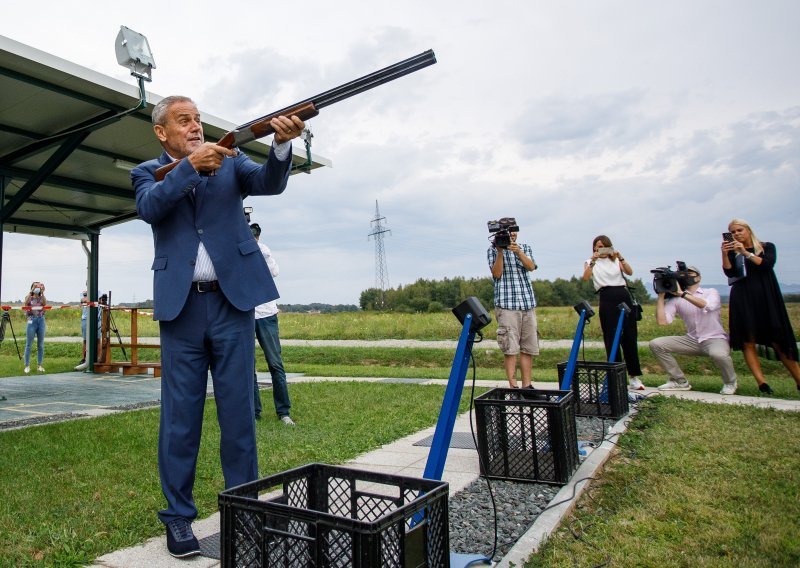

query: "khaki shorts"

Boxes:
[495, 307, 539, 356]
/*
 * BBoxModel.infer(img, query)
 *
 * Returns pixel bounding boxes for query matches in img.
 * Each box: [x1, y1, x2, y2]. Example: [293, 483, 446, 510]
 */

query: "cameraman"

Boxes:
[649, 265, 737, 394]
[487, 218, 539, 388]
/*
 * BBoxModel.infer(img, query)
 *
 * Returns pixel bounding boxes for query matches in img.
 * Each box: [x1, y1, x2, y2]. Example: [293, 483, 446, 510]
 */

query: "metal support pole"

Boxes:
[0, 175, 6, 304]
[86, 233, 100, 371]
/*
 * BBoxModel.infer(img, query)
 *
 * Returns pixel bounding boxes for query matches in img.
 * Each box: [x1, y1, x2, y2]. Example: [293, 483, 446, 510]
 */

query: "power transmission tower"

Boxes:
[368, 200, 391, 307]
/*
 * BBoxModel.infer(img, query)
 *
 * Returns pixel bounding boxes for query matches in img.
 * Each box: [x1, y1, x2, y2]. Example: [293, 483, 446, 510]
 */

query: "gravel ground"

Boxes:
[0, 412, 89, 430]
[448, 415, 611, 561]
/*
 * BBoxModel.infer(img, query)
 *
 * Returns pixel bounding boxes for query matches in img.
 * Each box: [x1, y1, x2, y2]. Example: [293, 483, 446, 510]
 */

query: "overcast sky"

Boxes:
[2, 1, 799, 305]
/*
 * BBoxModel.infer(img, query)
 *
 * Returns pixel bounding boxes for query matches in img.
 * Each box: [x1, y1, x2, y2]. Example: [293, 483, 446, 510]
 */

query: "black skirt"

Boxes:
[726, 242, 798, 360]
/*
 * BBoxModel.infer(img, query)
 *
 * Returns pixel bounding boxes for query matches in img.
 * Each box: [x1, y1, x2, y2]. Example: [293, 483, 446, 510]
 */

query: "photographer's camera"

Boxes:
[651, 261, 698, 294]
[488, 217, 519, 248]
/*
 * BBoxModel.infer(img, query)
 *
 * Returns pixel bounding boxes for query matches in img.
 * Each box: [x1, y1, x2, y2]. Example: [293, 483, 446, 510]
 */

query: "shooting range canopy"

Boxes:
[0, 34, 331, 241]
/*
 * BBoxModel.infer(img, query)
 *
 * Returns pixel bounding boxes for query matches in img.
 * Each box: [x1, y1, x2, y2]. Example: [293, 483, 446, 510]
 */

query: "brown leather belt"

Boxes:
[192, 280, 220, 293]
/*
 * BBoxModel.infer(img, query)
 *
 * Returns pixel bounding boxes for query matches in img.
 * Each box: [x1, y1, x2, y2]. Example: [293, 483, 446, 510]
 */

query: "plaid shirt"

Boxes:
[487, 244, 536, 310]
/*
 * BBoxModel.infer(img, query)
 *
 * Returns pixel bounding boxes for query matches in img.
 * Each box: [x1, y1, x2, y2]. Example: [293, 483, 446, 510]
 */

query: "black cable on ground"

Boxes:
[465, 332, 500, 562]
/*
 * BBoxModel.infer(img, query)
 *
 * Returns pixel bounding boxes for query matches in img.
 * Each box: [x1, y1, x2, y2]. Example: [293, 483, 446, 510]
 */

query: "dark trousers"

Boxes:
[598, 286, 642, 376]
[254, 314, 291, 418]
[157, 289, 258, 524]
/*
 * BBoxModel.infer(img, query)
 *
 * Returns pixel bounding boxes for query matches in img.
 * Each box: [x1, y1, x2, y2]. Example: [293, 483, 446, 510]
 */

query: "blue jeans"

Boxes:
[254, 315, 291, 418]
[24, 316, 46, 366]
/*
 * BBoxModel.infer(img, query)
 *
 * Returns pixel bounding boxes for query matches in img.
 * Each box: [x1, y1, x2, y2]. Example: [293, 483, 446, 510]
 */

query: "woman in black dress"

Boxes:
[722, 218, 800, 394]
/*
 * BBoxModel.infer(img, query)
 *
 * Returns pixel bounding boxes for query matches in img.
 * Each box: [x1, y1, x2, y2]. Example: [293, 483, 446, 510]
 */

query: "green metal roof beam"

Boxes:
[0, 66, 144, 117]
[0, 120, 146, 166]
[0, 109, 118, 166]
[4, 217, 99, 236]
[0, 165, 133, 199]
[86, 210, 140, 230]
[16, 198, 126, 217]
[1, 130, 90, 221]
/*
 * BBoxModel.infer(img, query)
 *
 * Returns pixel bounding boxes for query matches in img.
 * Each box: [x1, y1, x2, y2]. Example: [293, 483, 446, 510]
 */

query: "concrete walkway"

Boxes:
[45, 336, 614, 349]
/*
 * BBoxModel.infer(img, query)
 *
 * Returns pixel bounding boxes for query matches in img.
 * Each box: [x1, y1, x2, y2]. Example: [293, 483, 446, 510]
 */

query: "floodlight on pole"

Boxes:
[115, 26, 156, 82]
[18, 26, 155, 148]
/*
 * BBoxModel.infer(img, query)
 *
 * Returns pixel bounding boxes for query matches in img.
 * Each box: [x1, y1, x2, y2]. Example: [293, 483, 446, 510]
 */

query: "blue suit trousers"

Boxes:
[157, 288, 257, 524]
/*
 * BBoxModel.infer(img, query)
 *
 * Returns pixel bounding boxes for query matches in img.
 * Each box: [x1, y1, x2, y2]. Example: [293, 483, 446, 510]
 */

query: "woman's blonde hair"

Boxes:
[728, 218, 763, 255]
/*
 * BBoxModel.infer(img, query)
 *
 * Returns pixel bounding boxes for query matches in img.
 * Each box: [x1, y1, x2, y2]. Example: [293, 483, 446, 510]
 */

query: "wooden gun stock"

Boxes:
[152, 49, 436, 182]
[154, 102, 319, 181]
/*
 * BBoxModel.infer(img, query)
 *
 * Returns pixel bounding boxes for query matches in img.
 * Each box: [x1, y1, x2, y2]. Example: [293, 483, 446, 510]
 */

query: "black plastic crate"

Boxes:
[218, 463, 449, 568]
[557, 361, 629, 419]
[474, 388, 579, 485]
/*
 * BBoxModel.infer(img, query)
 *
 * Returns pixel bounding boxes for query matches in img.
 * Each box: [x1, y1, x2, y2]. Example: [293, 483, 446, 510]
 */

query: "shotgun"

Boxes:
[154, 49, 437, 181]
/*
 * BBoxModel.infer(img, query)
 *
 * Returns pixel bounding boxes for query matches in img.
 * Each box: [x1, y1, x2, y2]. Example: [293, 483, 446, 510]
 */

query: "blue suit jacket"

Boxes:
[133, 148, 291, 321]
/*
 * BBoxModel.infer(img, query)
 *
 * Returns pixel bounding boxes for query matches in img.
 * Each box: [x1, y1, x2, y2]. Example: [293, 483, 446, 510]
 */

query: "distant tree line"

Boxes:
[279, 303, 360, 313]
[114, 301, 360, 313]
[360, 276, 651, 312]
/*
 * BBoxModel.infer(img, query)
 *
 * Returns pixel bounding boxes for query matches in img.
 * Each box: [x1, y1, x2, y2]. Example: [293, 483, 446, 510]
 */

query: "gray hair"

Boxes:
[151, 96, 194, 127]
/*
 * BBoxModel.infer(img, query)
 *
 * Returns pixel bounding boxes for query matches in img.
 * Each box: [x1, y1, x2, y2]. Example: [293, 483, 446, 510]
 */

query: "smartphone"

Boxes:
[722, 232, 734, 242]
[597, 246, 614, 255]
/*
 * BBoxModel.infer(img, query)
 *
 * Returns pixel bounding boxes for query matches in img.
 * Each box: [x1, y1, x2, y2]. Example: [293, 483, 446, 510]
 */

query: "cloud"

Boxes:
[514, 90, 671, 157]
[3, 1, 800, 305]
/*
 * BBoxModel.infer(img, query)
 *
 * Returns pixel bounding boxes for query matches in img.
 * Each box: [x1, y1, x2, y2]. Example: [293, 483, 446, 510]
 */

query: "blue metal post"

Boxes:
[560, 309, 588, 391]
[418, 312, 493, 566]
[422, 313, 475, 481]
[608, 308, 626, 362]
[601, 306, 627, 403]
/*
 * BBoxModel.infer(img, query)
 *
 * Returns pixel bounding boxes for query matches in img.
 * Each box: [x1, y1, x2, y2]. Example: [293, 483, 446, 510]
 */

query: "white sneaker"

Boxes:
[24, 366, 30, 374]
[280, 416, 296, 426]
[74, 362, 89, 371]
[720, 383, 737, 395]
[628, 377, 645, 390]
[37, 365, 45, 373]
[658, 380, 691, 391]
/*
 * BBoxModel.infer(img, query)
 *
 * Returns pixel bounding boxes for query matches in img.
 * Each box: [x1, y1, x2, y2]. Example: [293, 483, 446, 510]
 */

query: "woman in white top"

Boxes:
[581, 235, 644, 389]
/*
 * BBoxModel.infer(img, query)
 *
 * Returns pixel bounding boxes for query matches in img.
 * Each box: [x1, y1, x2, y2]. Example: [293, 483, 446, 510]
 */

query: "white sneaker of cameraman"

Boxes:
[658, 379, 692, 391]
[720, 382, 737, 395]
[628, 377, 645, 390]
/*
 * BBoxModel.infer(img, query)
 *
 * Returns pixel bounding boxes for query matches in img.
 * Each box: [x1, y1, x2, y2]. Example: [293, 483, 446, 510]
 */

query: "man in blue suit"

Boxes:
[132, 96, 304, 558]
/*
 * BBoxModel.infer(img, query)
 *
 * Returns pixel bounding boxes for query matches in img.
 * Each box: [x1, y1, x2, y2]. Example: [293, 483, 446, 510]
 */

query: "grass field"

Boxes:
[3, 305, 800, 398]
[528, 397, 800, 567]
[7, 303, 800, 341]
[1, 308, 799, 566]
[0, 382, 480, 566]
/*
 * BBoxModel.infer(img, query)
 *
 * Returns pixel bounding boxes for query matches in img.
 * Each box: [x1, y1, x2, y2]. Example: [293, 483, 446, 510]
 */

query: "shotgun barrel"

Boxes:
[240, 49, 436, 128]
[153, 49, 436, 181]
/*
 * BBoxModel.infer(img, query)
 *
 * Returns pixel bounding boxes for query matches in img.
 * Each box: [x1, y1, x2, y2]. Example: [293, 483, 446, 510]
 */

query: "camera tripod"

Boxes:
[103, 292, 127, 361]
[0, 309, 22, 360]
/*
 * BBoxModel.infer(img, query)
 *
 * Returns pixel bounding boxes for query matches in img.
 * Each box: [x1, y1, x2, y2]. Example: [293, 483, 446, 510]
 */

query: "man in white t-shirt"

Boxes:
[250, 223, 295, 425]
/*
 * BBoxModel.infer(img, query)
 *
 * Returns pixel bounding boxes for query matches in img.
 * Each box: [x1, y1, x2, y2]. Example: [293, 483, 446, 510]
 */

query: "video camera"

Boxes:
[650, 261, 695, 294]
[487, 217, 519, 248]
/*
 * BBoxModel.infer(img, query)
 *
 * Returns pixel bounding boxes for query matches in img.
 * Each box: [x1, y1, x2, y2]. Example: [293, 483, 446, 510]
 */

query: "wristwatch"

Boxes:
[747, 253, 755, 259]
[681, 292, 688, 298]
